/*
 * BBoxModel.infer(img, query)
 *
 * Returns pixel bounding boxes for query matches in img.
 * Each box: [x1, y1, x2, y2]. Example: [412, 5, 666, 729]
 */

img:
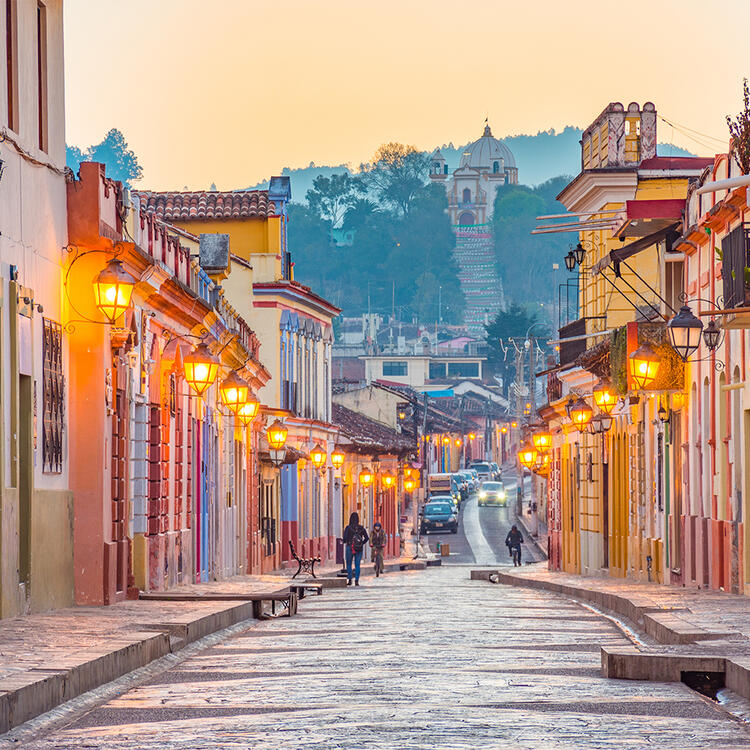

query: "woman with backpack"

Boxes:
[343, 512, 369, 586]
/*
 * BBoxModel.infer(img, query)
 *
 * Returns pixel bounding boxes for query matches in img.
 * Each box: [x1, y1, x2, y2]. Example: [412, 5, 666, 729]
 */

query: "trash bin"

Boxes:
[335, 537, 344, 565]
[441, 544, 450, 557]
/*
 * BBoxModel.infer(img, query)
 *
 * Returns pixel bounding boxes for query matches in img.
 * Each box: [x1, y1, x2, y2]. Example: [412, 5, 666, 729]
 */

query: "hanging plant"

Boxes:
[727, 78, 750, 175]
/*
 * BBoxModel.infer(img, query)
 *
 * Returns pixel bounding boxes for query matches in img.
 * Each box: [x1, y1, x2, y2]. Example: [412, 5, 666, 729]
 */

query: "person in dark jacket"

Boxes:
[343, 512, 369, 586]
[505, 525, 524, 566]
[370, 521, 386, 577]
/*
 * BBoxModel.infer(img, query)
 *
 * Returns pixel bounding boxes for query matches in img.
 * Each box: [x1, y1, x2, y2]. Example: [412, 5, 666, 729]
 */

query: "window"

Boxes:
[382, 361, 407, 376]
[462, 188, 471, 203]
[664, 258, 684, 316]
[493, 161, 499, 173]
[42, 318, 64, 473]
[428, 362, 446, 379]
[36, 1, 48, 151]
[447, 362, 479, 378]
[5, 0, 17, 131]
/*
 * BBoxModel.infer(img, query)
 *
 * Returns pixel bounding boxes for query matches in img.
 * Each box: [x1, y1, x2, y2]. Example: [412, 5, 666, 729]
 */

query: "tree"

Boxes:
[65, 128, 143, 188]
[359, 143, 429, 215]
[727, 78, 750, 175]
[305, 173, 361, 228]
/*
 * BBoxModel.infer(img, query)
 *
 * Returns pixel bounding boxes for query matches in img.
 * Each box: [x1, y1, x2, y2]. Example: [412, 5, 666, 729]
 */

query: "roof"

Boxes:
[332, 403, 414, 455]
[460, 124, 516, 170]
[592, 222, 680, 274]
[639, 156, 715, 171]
[135, 190, 277, 221]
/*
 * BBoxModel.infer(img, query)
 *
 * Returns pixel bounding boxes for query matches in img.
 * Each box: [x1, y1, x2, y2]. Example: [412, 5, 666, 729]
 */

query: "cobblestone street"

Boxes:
[13, 567, 750, 749]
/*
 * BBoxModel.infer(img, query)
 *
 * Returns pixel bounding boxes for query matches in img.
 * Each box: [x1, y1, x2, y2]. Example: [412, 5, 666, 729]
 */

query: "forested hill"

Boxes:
[248, 127, 695, 198]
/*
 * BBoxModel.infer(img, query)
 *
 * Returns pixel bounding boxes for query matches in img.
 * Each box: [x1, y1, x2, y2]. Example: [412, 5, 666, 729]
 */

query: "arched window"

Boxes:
[433, 162, 441, 174]
[458, 211, 474, 226]
[462, 188, 471, 203]
[493, 161, 499, 173]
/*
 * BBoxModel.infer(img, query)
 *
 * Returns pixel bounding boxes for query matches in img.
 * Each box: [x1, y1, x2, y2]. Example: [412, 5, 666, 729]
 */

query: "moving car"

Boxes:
[489, 462, 501, 480]
[471, 462, 492, 481]
[477, 480, 507, 507]
[420, 497, 459, 534]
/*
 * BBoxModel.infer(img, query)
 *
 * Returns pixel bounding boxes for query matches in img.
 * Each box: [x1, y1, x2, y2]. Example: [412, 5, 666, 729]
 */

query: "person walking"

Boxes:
[505, 524, 524, 567]
[370, 521, 386, 577]
[343, 512, 369, 586]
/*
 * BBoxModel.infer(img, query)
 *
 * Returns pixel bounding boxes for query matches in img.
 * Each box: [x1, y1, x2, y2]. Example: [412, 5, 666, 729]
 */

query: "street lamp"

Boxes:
[532, 431, 552, 452]
[455, 438, 462, 447]
[382, 472, 396, 489]
[629, 343, 661, 390]
[703, 319, 722, 352]
[183, 342, 220, 396]
[219, 370, 250, 415]
[442, 436, 450, 445]
[518, 445, 538, 470]
[266, 419, 288, 450]
[404, 478, 416, 493]
[468, 432, 476, 440]
[310, 443, 327, 470]
[593, 381, 616, 415]
[93, 258, 137, 323]
[574, 242, 586, 266]
[359, 467, 374, 486]
[564, 250, 576, 272]
[568, 397, 593, 433]
[667, 305, 703, 362]
[331, 445, 345, 469]
[237, 393, 260, 426]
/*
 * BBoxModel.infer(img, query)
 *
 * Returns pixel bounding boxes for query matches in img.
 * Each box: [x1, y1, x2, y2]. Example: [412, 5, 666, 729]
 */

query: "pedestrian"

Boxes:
[370, 521, 386, 577]
[505, 524, 523, 566]
[343, 512, 369, 586]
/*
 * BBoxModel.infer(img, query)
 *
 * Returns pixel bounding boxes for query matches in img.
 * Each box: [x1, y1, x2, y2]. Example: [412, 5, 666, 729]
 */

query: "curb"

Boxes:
[0, 600, 258, 734]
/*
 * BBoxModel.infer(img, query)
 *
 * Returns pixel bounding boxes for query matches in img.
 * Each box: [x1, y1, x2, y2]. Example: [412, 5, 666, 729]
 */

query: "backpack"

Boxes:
[351, 526, 366, 552]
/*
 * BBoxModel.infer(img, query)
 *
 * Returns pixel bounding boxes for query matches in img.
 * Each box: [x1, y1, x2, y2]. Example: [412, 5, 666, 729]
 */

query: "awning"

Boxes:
[592, 223, 680, 274]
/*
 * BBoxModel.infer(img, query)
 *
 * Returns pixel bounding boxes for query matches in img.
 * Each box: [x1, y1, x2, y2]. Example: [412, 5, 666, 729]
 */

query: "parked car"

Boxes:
[420, 497, 459, 534]
[477, 480, 507, 507]
[471, 462, 492, 481]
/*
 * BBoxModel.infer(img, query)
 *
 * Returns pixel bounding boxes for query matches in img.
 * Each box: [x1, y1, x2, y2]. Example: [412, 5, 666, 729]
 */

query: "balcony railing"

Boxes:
[721, 225, 750, 309]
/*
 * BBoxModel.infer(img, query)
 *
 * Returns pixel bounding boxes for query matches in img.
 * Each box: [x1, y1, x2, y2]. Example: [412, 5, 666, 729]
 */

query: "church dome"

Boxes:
[460, 124, 516, 170]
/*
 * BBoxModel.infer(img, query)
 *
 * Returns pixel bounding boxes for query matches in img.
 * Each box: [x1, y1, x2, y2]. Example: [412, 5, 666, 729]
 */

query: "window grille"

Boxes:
[42, 318, 64, 473]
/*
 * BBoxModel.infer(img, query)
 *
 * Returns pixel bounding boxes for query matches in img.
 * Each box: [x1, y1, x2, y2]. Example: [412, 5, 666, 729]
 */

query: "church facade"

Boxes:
[430, 124, 517, 336]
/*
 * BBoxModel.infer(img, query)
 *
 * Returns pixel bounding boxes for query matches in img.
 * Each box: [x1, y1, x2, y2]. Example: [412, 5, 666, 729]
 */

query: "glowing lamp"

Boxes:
[455, 438, 462, 447]
[237, 393, 260, 426]
[593, 382, 616, 415]
[331, 445, 345, 469]
[671, 392, 686, 412]
[310, 443, 327, 469]
[442, 436, 450, 445]
[219, 370, 250, 414]
[667, 305, 703, 362]
[359, 468, 374, 486]
[382, 472, 396, 489]
[532, 432, 552, 452]
[183, 343, 220, 396]
[511, 421, 517, 429]
[629, 343, 661, 390]
[568, 397, 593, 432]
[266, 419, 288, 450]
[93, 258, 136, 323]
[518, 445, 538, 470]
[404, 466, 414, 479]
[533, 451, 551, 473]
[501, 426, 507, 434]
[468, 432, 476, 440]
[404, 478, 416, 493]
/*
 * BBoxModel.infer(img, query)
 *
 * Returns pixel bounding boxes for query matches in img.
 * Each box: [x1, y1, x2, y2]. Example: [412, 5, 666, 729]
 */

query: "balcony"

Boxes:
[720, 224, 750, 328]
[558, 319, 587, 367]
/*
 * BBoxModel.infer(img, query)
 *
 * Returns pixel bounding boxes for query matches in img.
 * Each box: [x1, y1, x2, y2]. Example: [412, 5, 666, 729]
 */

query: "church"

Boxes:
[429, 124, 518, 336]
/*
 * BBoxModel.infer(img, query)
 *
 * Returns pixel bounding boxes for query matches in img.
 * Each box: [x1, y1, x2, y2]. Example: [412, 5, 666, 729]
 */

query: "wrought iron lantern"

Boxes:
[237, 393, 260, 426]
[568, 397, 593, 432]
[518, 445, 538, 470]
[93, 259, 137, 323]
[532, 431, 552, 452]
[404, 478, 416, 493]
[331, 445, 345, 469]
[592, 382, 616, 415]
[359, 468, 374, 486]
[629, 342, 661, 390]
[219, 370, 250, 415]
[667, 305, 703, 362]
[468, 432, 476, 440]
[703, 319, 722, 352]
[564, 250, 576, 272]
[574, 242, 586, 266]
[183, 342, 220, 396]
[266, 419, 288, 450]
[382, 472, 396, 489]
[310, 443, 327, 470]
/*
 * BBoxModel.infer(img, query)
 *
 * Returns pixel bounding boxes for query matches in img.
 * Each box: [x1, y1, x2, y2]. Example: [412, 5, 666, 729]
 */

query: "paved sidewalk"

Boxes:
[475, 563, 750, 702]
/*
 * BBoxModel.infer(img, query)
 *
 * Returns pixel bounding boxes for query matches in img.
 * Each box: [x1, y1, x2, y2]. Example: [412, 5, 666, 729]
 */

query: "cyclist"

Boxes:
[505, 524, 524, 567]
[371, 521, 386, 577]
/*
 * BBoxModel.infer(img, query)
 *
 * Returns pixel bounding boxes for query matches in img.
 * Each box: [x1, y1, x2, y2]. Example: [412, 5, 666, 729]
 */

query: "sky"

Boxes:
[64, 0, 749, 192]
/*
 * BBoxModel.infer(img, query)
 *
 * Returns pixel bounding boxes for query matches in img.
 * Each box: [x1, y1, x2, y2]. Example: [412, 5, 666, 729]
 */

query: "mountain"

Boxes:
[247, 127, 696, 197]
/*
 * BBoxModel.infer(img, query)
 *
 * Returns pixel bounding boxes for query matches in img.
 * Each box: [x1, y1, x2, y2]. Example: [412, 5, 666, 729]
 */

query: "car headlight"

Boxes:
[498, 491, 506, 498]
[479, 492, 486, 498]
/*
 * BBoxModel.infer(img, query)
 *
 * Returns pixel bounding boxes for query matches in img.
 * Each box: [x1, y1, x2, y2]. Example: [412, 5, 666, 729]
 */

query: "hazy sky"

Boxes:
[64, 0, 748, 191]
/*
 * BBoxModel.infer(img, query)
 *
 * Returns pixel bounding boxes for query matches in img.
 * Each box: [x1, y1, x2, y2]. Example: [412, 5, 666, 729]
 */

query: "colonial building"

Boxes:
[0, 0, 73, 615]
[137, 185, 341, 572]
[429, 124, 517, 337]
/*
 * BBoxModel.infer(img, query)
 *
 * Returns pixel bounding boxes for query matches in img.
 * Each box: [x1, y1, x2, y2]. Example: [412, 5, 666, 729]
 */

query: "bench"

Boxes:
[289, 540, 321, 579]
[289, 582, 323, 599]
[249, 591, 298, 619]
